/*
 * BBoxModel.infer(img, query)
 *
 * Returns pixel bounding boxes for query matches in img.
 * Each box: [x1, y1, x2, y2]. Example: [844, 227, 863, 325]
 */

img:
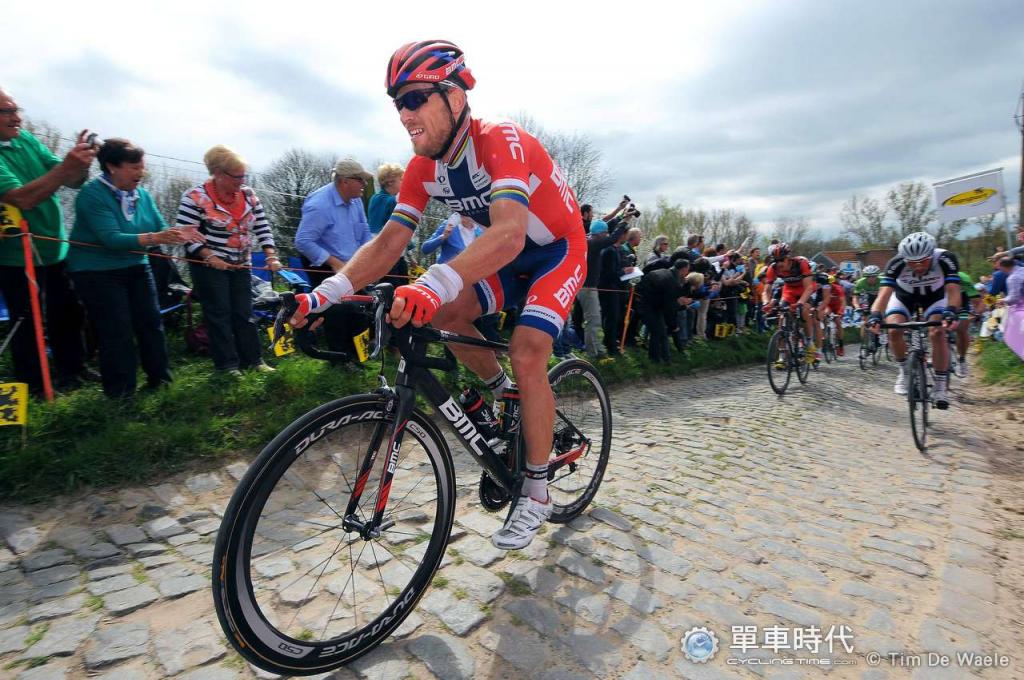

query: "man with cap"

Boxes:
[295, 159, 373, 357]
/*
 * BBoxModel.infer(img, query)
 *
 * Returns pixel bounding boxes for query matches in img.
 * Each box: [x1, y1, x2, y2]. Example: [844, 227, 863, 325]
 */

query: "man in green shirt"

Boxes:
[0, 88, 96, 394]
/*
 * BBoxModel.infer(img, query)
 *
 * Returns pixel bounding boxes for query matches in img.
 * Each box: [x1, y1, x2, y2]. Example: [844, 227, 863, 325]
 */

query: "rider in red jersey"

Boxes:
[762, 243, 817, 359]
[289, 40, 585, 550]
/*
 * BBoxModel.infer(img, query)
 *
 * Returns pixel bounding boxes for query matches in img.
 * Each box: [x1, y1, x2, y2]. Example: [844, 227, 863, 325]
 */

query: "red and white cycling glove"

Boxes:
[395, 264, 463, 326]
[294, 273, 355, 320]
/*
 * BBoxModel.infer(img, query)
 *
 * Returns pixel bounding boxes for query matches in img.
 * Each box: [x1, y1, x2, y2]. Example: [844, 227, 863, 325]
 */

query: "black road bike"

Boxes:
[881, 317, 941, 452]
[765, 301, 811, 395]
[212, 284, 612, 675]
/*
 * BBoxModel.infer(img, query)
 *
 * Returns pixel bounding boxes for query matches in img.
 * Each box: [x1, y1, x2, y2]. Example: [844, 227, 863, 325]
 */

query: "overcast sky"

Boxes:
[6, 0, 1022, 234]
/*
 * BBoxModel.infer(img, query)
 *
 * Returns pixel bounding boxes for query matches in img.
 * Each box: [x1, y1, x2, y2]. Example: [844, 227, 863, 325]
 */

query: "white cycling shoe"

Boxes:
[933, 387, 950, 410]
[491, 495, 553, 550]
[894, 373, 908, 395]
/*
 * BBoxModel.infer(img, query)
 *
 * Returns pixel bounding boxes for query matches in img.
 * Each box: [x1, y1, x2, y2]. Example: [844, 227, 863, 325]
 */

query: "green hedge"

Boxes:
[0, 330, 790, 502]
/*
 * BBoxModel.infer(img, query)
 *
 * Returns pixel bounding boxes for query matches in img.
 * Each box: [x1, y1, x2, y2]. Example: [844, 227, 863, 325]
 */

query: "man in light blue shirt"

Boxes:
[295, 159, 374, 358]
[296, 159, 373, 272]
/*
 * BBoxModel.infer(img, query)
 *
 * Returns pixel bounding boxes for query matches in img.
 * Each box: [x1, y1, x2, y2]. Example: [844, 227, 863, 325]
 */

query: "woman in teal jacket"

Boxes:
[68, 138, 200, 397]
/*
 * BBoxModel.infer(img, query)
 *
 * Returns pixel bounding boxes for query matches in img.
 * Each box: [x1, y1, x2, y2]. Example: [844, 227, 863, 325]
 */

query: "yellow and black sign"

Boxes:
[0, 383, 28, 426]
[0, 203, 25, 235]
[353, 329, 372, 363]
[267, 324, 296, 357]
[714, 323, 736, 338]
[942, 187, 997, 208]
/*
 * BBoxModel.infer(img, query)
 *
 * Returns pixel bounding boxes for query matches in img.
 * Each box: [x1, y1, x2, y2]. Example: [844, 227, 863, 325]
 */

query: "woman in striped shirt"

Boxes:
[176, 145, 281, 374]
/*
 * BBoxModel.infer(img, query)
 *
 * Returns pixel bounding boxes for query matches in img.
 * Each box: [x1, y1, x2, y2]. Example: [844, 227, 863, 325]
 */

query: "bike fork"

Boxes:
[342, 383, 417, 540]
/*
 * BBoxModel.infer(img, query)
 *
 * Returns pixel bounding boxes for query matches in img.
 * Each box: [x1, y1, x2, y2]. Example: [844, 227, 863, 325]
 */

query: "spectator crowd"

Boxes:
[2, 86, 1021, 400]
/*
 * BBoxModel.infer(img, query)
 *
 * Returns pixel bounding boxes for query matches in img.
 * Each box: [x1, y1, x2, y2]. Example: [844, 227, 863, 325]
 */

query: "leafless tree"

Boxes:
[511, 113, 611, 207]
[841, 194, 891, 247]
[254, 149, 335, 251]
[22, 117, 63, 154]
[887, 181, 936, 238]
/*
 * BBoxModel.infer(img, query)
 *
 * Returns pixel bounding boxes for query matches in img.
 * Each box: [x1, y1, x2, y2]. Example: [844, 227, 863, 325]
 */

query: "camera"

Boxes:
[627, 203, 642, 218]
[82, 131, 102, 149]
[623, 194, 631, 203]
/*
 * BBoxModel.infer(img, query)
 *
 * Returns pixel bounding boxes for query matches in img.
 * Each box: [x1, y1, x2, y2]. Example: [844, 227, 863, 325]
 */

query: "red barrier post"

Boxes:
[18, 221, 53, 402]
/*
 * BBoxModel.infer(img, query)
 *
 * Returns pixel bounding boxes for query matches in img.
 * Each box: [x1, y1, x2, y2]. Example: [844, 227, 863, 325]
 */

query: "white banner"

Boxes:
[933, 168, 1006, 222]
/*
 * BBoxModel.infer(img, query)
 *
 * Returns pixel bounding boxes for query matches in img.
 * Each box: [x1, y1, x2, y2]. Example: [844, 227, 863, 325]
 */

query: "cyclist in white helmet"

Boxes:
[868, 232, 961, 408]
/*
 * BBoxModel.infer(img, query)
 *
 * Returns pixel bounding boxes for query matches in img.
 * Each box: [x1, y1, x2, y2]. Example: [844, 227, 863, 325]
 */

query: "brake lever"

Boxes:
[272, 293, 298, 350]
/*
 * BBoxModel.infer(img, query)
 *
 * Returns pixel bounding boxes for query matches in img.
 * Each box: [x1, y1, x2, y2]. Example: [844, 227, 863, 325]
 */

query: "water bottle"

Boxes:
[496, 384, 521, 437]
[458, 387, 498, 439]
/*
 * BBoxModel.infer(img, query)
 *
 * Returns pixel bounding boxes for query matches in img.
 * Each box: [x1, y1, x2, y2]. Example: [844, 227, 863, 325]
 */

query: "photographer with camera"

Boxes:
[582, 195, 632, 234]
[0, 88, 98, 395]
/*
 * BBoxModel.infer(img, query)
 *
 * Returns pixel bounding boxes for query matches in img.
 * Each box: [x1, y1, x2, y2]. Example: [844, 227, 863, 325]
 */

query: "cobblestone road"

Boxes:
[0, 351, 1013, 679]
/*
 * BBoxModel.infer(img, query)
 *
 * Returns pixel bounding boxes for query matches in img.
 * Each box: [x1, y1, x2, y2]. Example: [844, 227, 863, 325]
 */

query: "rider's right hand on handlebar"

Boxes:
[390, 283, 442, 328]
[289, 291, 331, 329]
[867, 312, 882, 334]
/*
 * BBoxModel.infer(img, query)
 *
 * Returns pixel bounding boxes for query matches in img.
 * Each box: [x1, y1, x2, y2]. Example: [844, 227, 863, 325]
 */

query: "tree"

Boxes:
[841, 194, 891, 247]
[769, 217, 820, 255]
[146, 172, 195, 227]
[886, 181, 935, 237]
[255, 149, 335, 251]
[511, 113, 611, 207]
[22, 117, 63, 154]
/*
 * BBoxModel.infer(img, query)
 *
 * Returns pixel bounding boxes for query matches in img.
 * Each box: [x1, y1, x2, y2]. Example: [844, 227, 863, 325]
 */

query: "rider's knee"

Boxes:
[509, 329, 553, 377]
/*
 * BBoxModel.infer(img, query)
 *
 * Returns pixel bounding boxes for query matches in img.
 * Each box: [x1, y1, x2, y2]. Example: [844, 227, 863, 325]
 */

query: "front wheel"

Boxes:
[543, 358, 612, 523]
[213, 395, 456, 675]
[766, 331, 792, 395]
[908, 354, 929, 451]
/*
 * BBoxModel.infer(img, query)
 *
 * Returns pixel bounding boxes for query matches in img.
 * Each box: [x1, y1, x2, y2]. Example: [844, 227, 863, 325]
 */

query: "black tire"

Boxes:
[858, 342, 869, 371]
[822, 326, 834, 364]
[213, 395, 456, 675]
[794, 331, 811, 384]
[872, 335, 880, 366]
[542, 358, 612, 523]
[766, 331, 792, 395]
[908, 354, 928, 451]
[884, 341, 892, 362]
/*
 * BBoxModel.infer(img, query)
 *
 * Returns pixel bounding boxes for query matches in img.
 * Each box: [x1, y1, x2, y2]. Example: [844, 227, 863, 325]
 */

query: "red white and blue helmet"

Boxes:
[386, 40, 476, 98]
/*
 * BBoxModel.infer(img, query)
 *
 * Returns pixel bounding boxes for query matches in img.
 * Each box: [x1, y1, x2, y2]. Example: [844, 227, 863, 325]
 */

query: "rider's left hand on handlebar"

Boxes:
[941, 309, 958, 330]
[289, 291, 331, 329]
[391, 283, 442, 327]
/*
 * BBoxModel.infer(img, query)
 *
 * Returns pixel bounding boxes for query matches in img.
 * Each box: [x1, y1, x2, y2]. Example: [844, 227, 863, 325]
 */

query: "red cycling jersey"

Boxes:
[389, 117, 586, 339]
[390, 117, 583, 247]
[765, 256, 812, 305]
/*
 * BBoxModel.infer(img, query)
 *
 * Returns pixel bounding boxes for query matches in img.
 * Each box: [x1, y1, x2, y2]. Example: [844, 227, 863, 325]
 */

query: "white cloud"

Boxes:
[4, 0, 1021, 233]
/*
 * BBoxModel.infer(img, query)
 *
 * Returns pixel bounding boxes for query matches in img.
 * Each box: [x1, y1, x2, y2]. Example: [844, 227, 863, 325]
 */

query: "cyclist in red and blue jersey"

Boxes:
[289, 40, 585, 550]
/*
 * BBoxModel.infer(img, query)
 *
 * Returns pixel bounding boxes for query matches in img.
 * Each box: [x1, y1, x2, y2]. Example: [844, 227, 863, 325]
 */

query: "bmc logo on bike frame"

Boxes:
[438, 398, 490, 458]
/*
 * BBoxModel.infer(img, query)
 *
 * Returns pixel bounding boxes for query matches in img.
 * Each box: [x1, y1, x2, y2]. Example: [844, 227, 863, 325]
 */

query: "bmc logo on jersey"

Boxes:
[442, 195, 490, 213]
[550, 163, 576, 214]
[499, 123, 525, 162]
[554, 264, 584, 308]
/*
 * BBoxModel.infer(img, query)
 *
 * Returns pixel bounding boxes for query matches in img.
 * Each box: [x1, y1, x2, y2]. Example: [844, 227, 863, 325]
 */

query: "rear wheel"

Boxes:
[794, 331, 811, 384]
[543, 358, 612, 523]
[766, 331, 792, 395]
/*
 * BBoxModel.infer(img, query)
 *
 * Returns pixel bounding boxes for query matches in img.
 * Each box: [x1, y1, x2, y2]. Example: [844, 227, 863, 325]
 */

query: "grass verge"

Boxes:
[978, 339, 1024, 395]
[0, 330, 775, 502]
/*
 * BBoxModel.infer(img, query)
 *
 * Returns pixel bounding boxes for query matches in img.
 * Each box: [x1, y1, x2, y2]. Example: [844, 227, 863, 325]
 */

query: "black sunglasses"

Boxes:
[393, 86, 444, 112]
